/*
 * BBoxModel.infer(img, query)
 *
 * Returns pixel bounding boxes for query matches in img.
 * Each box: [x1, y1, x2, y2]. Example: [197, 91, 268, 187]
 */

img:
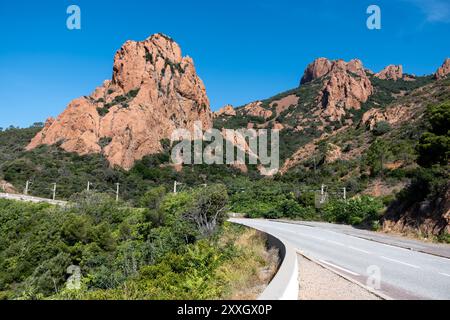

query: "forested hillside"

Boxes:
[0, 186, 277, 299]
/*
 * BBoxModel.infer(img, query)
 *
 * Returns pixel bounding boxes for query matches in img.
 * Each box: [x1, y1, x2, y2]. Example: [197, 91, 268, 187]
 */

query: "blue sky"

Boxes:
[0, 0, 449, 128]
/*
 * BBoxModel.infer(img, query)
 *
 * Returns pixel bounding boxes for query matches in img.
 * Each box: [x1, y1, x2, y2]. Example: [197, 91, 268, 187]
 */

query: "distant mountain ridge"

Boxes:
[25, 33, 449, 175]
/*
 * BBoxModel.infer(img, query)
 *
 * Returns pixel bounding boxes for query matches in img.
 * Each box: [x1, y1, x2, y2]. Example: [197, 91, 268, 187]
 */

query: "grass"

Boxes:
[217, 223, 279, 300]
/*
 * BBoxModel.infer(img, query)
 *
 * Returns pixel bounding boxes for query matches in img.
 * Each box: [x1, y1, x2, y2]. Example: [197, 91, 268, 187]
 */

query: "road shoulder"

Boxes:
[298, 254, 381, 300]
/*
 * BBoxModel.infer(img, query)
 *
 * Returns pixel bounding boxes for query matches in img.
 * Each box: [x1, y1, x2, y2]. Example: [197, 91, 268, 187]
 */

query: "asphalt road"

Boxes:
[230, 219, 450, 300]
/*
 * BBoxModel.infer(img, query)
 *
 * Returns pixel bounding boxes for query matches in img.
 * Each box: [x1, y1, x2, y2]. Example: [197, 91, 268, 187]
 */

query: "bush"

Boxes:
[184, 184, 229, 237]
[373, 121, 391, 136]
[397, 166, 449, 204]
[322, 196, 384, 226]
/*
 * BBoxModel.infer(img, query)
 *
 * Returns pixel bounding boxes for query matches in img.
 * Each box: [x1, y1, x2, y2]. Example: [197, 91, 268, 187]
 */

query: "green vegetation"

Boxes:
[145, 48, 153, 64]
[402, 101, 450, 202]
[373, 121, 391, 136]
[322, 196, 384, 227]
[213, 114, 266, 130]
[0, 124, 42, 165]
[96, 89, 140, 116]
[98, 137, 112, 149]
[417, 101, 450, 167]
[0, 182, 267, 300]
[164, 58, 184, 75]
[55, 223, 275, 300]
[229, 179, 315, 220]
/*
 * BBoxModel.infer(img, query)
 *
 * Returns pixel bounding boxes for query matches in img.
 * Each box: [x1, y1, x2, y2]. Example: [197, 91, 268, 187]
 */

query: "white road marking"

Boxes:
[307, 235, 324, 241]
[327, 240, 346, 247]
[380, 256, 421, 269]
[319, 259, 360, 276]
[439, 272, 450, 277]
[348, 246, 371, 254]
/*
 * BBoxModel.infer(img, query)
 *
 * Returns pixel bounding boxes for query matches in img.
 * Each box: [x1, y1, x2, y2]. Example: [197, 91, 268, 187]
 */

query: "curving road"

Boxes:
[230, 218, 450, 300]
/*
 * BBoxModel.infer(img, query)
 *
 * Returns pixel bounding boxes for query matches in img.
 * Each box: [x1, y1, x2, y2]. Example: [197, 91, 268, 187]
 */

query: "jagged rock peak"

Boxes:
[435, 58, 450, 80]
[300, 58, 367, 85]
[375, 65, 403, 81]
[214, 105, 236, 117]
[27, 34, 212, 170]
[300, 58, 373, 121]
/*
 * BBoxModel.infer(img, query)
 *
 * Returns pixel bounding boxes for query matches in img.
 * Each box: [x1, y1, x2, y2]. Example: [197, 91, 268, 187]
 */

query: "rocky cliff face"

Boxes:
[435, 58, 450, 79]
[304, 58, 373, 121]
[375, 65, 403, 81]
[27, 34, 212, 170]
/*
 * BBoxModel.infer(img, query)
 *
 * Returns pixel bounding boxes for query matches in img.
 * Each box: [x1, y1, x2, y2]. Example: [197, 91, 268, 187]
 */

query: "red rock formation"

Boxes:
[27, 34, 212, 170]
[214, 105, 236, 117]
[304, 58, 373, 121]
[300, 58, 333, 85]
[375, 65, 403, 81]
[360, 105, 414, 130]
[435, 58, 450, 80]
[242, 101, 273, 119]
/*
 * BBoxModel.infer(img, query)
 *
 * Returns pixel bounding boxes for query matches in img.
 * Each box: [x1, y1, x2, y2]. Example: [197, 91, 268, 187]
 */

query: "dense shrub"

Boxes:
[0, 182, 231, 299]
[373, 121, 391, 136]
[322, 196, 384, 226]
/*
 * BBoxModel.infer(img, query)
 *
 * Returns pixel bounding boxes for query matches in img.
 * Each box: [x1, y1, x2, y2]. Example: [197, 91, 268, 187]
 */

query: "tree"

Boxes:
[184, 184, 229, 237]
[417, 101, 450, 167]
[366, 139, 392, 176]
[139, 186, 166, 210]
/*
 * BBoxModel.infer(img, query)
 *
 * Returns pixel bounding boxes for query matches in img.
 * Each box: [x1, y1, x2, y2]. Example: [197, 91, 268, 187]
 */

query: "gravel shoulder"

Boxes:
[298, 254, 380, 300]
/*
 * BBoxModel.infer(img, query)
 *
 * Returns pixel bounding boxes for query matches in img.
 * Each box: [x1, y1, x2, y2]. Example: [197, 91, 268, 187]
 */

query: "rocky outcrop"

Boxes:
[214, 105, 236, 117]
[375, 65, 403, 81]
[360, 105, 414, 130]
[27, 34, 212, 170]
[307, 59, 373, 121]
[300, 58, 333, 85]
[242, 101, 273, 119]
[434, 58, 450, 80]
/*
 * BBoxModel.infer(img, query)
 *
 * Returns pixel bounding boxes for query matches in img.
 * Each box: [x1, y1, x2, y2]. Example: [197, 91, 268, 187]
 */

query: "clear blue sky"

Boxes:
[0, 0, 449, 128]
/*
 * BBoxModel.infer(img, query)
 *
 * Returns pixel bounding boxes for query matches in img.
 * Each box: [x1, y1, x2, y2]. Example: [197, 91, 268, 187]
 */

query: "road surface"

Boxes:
[230, 218, 450, 300]
[0, 192, 67, 206]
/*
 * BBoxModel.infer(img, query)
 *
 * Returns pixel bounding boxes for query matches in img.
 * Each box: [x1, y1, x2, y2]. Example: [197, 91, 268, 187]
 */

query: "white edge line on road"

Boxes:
[439, 272, 450, 277]
[318, 259, 360, 276]
[380, 256, 421, 269]
[326, 240, 346, 247]
[347, 246, 371, 254]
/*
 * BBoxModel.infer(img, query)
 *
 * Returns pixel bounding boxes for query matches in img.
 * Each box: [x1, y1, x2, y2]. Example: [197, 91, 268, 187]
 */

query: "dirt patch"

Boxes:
[270, 94, 299, 115]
